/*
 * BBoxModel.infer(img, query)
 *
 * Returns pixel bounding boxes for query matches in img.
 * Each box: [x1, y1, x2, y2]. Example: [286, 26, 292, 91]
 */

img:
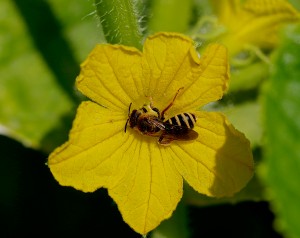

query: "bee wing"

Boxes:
[178, 129, 198, 140]
[159, 125, 198, 145]
[146, 117, 165, 130]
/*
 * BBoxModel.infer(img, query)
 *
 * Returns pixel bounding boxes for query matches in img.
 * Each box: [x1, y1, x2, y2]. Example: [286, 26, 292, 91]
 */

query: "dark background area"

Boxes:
[0, 135, 282, 238]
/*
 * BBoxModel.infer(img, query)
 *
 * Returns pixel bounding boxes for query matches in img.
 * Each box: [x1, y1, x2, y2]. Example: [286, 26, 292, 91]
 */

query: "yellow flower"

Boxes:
[48, 32, 254, 235]
[209, 0, 300, 57]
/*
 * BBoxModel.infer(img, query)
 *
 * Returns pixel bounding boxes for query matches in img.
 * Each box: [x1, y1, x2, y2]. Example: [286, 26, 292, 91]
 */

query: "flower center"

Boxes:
[124, 88, 199, 145]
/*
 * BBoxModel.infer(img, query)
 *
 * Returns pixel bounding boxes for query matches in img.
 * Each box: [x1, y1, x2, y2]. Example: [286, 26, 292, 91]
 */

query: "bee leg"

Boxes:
[161, 87, 184, 120]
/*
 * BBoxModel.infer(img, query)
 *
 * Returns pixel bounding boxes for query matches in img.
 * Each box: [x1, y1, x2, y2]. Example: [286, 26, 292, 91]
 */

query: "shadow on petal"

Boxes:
[209, 117, 254, 197]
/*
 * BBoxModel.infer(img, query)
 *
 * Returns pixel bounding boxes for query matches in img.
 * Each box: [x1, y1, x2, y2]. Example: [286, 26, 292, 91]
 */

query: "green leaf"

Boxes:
[222, 101, 263, 147]
[49, 0, 106, 60]
[0, 0, 99, 149]
[262, 24, 300, 238]
[229, 62, 270, 92]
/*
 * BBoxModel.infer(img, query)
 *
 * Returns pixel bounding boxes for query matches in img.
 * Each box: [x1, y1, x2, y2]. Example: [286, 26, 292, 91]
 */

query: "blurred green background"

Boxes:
[1, 0, 300, 237]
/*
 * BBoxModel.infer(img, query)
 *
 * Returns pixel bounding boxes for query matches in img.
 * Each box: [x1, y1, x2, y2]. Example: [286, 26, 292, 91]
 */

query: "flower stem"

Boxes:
[148, 0, 192, 33]
[94, 0, 143, 50]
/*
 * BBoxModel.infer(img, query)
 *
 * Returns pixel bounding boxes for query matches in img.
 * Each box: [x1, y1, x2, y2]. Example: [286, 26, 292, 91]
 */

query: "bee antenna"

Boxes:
[124, 103, 132, 133]
[124, 119, 129, 133]
[128, 103, 132, 116]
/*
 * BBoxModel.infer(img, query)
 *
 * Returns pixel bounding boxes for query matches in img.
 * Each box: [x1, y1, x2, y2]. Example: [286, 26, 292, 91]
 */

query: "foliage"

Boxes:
[1, 0, 300, 237]
[262, 25, 300, 238]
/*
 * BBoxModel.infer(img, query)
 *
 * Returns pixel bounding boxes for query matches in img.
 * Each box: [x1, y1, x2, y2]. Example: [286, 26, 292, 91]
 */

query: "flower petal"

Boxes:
[210, 0, 241, 24]
[48, 101, 183, 235]
[108, 141, 183, 235]
[172, 44, 229, 115]
[76, 44, 145, 111]
[48, 101, 130, 192]
[142, 32, 229, 116]
[142, 32, 199, 100]
[216, 0, 300, 55]
[168, 111, 254, 197]
[241, 0, 300, 48]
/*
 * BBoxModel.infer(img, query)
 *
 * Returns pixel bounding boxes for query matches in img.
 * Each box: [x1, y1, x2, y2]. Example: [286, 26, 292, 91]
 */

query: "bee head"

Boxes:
[124, 103, 160, 133]
[125, 103, 142, 132]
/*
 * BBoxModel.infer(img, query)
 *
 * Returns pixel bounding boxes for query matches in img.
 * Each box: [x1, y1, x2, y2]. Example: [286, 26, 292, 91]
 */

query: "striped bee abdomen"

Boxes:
[165, 113, 197, 129]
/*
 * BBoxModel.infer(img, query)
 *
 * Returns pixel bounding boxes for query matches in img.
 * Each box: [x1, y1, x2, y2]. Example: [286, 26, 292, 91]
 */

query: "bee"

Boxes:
[124, 88, 198, 145]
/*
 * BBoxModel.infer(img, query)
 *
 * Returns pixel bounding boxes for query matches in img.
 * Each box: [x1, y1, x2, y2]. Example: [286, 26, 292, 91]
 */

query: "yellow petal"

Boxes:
[210, 0, 241, 24]
[141, 32, 199, 105]
[217, 0, 300, 55]
[142, 32, 229, 116]
[108, 141, 183, 235]
[168, 111, 254, 197]
[172, 43, 229, 115]
[48, 101, 183, 235]
[76, 44, 144, 111]
[48, 101, 130, 192]
[242, 0, 300, 47]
